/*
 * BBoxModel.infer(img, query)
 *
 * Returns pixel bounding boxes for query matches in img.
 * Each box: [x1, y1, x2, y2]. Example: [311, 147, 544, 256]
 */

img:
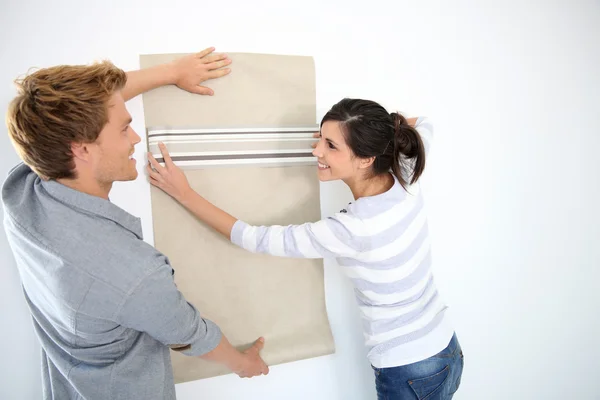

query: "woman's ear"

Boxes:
[359, 156, 375, 170]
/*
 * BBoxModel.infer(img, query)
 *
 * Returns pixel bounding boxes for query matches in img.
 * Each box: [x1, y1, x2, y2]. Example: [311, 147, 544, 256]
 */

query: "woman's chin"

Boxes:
[317, 169, 335, 182]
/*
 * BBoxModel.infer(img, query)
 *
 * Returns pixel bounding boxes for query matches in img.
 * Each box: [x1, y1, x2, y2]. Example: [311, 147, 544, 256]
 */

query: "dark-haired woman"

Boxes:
[148, 98, 464, 399]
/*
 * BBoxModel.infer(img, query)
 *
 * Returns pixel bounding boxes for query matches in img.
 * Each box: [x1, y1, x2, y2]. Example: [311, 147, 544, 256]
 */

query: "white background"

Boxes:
[1, 1, 599, 399]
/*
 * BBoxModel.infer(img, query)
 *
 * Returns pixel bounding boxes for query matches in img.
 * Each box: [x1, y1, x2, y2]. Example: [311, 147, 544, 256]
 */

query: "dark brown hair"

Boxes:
[320, 98, 426, 189]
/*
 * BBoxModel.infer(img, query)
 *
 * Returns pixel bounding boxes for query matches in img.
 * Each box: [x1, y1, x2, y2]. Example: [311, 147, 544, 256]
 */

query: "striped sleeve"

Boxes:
[230, 213, 366, 259]
[415, 117, 434, 157]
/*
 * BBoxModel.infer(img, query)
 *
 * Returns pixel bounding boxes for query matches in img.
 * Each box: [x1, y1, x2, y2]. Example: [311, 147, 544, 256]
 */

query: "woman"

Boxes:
[147, 98, 463, 399]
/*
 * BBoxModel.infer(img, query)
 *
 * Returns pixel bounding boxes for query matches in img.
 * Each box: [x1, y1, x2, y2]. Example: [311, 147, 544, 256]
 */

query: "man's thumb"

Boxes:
[251, 337, 265, 352]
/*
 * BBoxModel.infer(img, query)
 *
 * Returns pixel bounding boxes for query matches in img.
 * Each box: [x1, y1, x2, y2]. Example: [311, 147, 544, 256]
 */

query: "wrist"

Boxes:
[226, 350, 247, 374]
[163, 61, 180, 86]
[177, 186, 195, 206]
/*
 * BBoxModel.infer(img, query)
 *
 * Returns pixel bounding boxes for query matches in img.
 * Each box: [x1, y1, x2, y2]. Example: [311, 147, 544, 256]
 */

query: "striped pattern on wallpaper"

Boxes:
[147, 126, 319, 168]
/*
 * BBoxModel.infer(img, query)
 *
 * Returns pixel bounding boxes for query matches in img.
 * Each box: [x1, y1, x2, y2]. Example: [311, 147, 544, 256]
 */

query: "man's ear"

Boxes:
[359, 156, 376, 170]
[71, 142, 91, 162]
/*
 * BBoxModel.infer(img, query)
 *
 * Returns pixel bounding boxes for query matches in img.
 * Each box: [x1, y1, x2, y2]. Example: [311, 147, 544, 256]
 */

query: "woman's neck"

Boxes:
[346, 172, 394, 200]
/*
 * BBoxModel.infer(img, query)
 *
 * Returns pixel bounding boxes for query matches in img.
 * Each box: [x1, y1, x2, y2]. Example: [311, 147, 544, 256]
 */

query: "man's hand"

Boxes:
[123, 47, 232, 101]
[233, 337, 270, 378]
[200, 335, 269, 379]
[169, 47, 232, 96]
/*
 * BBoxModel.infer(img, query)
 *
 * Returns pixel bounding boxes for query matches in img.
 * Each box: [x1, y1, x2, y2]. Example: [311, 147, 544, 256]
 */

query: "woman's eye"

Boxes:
[328, 142, 335, 149]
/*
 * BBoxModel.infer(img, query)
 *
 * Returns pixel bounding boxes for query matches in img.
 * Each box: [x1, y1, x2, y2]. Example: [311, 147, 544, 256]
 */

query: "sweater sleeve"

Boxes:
[230, 212, 366, 259]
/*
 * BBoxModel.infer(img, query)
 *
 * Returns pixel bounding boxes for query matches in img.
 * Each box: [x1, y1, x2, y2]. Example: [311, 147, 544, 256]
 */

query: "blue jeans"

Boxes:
[372, 333, 464, 400]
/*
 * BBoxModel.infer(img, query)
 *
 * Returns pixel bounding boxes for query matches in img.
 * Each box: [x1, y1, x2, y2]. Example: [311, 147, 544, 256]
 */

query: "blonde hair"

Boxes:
[6, 61, 127, 180]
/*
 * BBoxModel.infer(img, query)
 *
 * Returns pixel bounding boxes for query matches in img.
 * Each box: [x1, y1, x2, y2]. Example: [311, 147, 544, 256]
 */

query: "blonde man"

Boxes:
[2, 48, 268, 400]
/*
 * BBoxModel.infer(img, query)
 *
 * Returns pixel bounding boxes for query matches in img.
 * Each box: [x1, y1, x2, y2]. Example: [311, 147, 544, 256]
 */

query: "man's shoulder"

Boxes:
[1, 165, 171, 292]
[1, 163, 38, 217]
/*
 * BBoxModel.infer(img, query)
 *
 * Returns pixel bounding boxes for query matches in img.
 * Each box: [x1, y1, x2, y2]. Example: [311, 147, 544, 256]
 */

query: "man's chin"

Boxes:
[115, 170, 139, 182]
[128, 170, 139, 181]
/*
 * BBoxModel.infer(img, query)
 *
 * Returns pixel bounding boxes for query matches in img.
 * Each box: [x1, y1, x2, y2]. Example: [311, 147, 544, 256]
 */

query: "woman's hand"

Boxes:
[147, 143, 193, 203]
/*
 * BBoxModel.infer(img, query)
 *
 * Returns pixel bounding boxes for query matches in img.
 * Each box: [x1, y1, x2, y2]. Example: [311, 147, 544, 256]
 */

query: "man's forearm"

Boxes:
[200, 334, 246, 372]
[123, 63, 176, 101]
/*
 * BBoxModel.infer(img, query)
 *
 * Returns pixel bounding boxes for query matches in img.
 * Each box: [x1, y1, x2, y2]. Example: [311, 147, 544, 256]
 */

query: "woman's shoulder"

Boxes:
[350, 183, 423, 225]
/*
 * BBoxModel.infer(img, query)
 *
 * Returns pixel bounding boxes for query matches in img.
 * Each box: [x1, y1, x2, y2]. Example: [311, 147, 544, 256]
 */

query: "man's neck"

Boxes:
[56, 177, 112, 200]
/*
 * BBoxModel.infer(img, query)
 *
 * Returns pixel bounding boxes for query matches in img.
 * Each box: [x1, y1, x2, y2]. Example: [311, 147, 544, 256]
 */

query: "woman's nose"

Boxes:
[312, 140, 323, 157]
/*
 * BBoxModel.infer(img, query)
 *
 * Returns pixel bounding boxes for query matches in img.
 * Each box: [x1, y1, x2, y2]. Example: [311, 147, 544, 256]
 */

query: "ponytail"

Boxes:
[389, 112, 426, 189]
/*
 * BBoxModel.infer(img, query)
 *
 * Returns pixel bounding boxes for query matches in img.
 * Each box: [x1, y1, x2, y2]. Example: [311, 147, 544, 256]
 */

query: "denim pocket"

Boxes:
[408, 365, 449, 400]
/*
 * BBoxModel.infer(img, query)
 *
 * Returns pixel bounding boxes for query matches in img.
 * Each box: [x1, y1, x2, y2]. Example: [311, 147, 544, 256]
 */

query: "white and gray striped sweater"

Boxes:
[230, 118, 454, 368]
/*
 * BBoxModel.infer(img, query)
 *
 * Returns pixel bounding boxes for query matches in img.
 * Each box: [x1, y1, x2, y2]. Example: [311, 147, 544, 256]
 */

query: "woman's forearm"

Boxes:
[179, 190, 237, 239]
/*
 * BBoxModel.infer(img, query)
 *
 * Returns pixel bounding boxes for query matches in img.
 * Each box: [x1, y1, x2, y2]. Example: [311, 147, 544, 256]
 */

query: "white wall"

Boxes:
[1, 1, 599, 399]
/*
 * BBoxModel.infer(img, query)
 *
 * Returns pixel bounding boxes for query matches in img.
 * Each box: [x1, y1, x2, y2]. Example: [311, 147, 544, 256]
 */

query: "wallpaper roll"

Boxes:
[140, 52, 335, 383]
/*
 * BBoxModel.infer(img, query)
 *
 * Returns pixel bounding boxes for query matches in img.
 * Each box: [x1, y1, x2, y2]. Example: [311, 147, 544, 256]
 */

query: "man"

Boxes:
[2, 47, 268, 400]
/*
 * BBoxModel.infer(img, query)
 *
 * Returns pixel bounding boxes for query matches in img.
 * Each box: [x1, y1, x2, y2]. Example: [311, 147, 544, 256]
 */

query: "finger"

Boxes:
[251, 337, 265, 352]
[149, 177, 162, 188]
[146, 164, 163, 182]
[262, 363, 270, 375]
[311, 141, 317, 149]
[187, 85, 214, 96]
[158, 143, 174, 166]
[313, 132, 320, 138]
[147, 153, 165, 173]
[206, 68, 232, 79]
[148, 174, 164, 189]
[205, 59, 232, 71]
[195, 47, 215, 59]
[201, 53, 229, 64]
